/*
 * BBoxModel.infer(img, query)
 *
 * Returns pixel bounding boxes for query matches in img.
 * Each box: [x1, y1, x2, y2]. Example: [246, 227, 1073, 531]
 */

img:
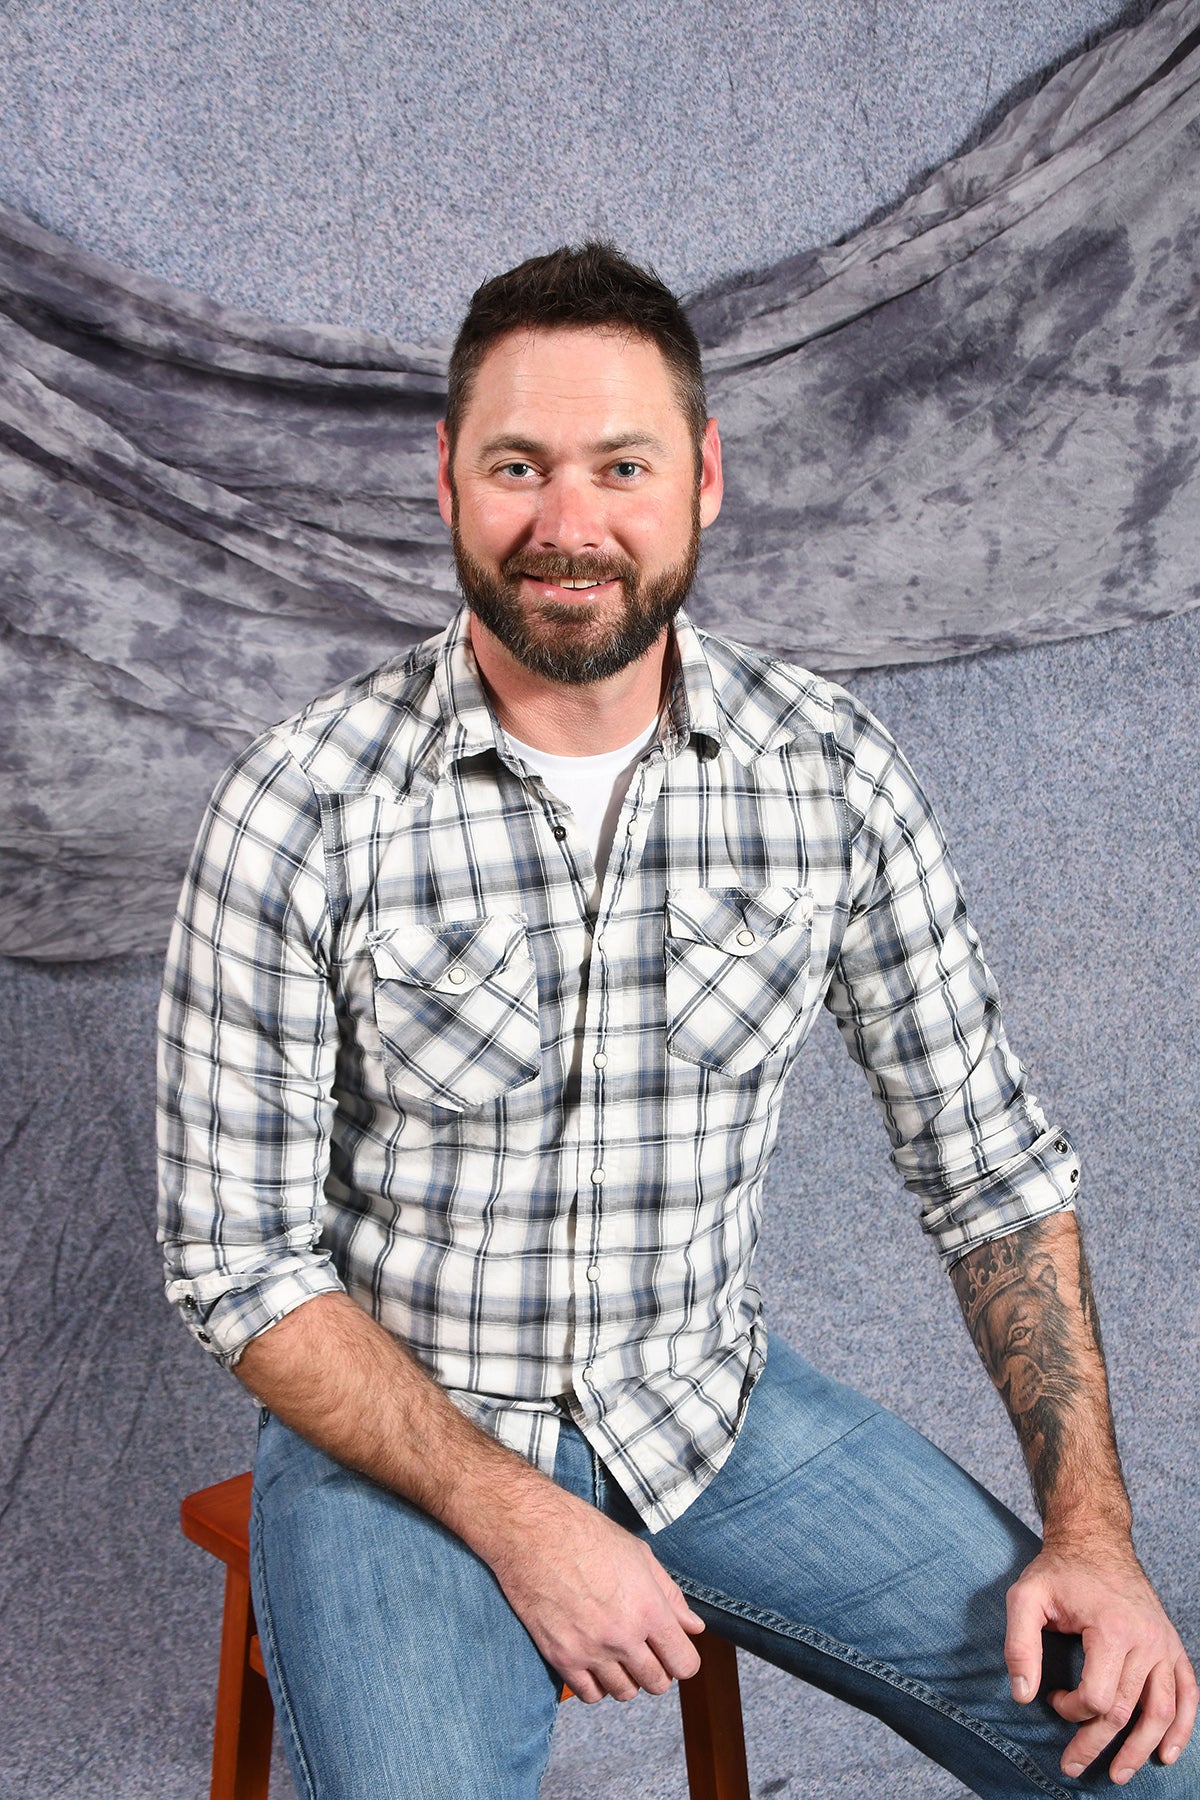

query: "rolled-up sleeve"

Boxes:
[156, 731, 346, 1366]
[823, 704, 1080, 1265]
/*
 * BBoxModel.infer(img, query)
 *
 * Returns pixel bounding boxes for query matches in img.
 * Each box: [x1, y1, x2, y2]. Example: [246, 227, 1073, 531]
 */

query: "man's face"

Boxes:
[437, 326, 722, 685]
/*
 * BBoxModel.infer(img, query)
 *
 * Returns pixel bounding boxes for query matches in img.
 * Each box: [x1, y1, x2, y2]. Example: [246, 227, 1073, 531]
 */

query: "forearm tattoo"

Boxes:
[951, 1220, 1091, 1514]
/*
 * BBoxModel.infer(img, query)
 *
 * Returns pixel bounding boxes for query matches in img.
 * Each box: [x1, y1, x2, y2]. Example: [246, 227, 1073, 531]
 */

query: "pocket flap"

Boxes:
[369, 914, 527, 994]
[665, 886, 813, 956]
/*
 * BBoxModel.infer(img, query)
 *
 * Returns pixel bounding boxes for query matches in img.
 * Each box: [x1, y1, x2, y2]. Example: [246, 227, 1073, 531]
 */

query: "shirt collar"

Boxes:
[659, 609, 725, 761]
[430, 605, 727, 774]
[431, 606, 507, 770]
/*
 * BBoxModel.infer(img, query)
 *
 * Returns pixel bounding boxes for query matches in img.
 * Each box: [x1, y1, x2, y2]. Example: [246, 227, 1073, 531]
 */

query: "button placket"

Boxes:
[575, 765, 668, 1411]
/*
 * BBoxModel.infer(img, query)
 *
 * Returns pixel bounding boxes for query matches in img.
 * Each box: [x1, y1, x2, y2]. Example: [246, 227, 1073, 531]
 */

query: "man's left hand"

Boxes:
[1005, 1538, 1198, 1784]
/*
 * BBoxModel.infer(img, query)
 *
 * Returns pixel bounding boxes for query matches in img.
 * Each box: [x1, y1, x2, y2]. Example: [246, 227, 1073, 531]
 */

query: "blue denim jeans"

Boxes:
[250, 1335, 1196, 1798]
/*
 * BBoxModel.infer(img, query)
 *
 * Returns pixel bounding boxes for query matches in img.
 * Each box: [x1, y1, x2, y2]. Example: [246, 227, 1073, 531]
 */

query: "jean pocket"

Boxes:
[369, 913, 541, 1111]
[664, 886, 813, 1076]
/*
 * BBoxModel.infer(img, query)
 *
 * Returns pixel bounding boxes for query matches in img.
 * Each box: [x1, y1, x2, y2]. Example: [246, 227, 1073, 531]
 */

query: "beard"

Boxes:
[452, 499, 700, 686]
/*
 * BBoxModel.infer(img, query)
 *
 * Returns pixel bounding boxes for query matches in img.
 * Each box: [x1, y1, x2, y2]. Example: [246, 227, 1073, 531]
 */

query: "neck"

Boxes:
[467, 616, 672, 755]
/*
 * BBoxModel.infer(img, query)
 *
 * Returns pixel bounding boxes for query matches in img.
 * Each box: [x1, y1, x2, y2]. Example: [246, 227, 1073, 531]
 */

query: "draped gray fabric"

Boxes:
[1, 0, 1198, 961]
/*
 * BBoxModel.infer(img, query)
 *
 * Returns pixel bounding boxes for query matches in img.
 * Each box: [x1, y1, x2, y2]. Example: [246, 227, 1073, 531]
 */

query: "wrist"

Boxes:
[436, 1436, 572, 1569]
[1040, 1496, 1135, 1558]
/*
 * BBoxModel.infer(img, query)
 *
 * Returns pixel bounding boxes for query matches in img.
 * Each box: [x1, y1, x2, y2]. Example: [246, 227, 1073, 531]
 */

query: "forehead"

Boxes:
[460, 326, 684, 440]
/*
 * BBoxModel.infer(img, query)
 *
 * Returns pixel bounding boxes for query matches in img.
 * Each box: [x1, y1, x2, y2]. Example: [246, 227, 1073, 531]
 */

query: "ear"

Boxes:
[699, 417, 723, 528]
[436, 420, 454, 529]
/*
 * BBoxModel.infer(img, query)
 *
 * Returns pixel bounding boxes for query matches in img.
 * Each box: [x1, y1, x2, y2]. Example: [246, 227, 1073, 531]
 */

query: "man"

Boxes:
[158, 243, 1196, 1798]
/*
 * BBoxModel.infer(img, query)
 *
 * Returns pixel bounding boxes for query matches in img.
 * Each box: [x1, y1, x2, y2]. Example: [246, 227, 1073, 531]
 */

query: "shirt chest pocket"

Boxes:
[369, 915, 541, 1111]
[664, 886, 814, 1076]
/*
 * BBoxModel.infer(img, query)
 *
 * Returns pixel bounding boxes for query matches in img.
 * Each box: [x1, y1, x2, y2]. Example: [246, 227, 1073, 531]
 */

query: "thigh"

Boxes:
[249, 1412, 562, 1800]
[638, 1337, 1195, 1800]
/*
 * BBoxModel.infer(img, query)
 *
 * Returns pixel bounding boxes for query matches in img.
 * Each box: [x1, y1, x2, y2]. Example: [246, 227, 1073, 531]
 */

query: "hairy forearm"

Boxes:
[950, 1213, 1132, 1542]
[234, 1291, 706, 1702]
[234, 1291, 562, 1563]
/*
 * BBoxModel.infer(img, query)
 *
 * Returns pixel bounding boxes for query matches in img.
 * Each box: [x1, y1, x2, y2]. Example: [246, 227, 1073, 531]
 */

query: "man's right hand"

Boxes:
[486, 1489, 705, 1703]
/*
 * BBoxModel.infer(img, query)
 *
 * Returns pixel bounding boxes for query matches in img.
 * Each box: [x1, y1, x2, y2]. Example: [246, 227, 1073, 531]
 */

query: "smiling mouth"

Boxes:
[518, 572, 620, 597]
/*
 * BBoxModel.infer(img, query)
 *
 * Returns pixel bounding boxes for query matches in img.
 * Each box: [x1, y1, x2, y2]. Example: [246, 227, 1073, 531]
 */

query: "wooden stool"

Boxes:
[182, 1471, 751, 1800]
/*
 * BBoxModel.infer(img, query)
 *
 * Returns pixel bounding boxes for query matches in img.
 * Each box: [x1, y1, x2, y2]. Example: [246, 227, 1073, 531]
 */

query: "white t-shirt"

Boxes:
[505, 716, 658, 905]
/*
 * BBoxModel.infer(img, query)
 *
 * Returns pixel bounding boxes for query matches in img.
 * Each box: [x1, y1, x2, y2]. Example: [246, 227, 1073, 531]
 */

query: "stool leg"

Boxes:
[210, 1565, 274, 1800]
[678, 1631, 751, 1800]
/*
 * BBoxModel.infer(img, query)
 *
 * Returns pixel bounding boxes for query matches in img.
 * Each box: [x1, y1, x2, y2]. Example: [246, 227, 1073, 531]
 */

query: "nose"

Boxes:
[533, 470, 605, 556]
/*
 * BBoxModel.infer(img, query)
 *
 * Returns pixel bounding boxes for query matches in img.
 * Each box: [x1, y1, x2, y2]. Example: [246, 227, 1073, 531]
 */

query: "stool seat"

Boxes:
[182, 1470, 751, 1800]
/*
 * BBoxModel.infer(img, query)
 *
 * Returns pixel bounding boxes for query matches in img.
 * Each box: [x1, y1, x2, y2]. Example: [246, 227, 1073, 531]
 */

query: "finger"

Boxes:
[1106, 1664, 1186, 1785]
[1004, 1578, 1049, 1703]
[563, 1668, 606, 1705]
[1056, 1649, 1142, 1778]
[1081, 1636, 1135, 1723]
[1049, 1683, 1107, 1723]
[620, 1648, 676, 1696]
[594, 1659, 640, 1703]
[1160, 1652, 1199, 1767]
[654, 1565, 707, 1635]
[648, 1623, 703, 1683]
[1054, 1631, 1129, 1726]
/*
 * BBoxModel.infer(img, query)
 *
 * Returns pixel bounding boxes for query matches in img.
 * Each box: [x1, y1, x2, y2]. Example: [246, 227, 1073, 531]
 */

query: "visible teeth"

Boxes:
[521, 573, 611, 590]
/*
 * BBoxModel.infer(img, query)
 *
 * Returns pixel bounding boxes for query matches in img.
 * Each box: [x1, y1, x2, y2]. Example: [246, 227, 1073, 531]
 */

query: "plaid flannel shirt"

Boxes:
[157, 606, 1079, 1530]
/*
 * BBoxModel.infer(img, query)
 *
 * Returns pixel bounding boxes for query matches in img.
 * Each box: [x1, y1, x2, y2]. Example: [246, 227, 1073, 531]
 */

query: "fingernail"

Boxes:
[1063, 1764, 1084, 1779]
[1113, 1771, 1133, 1786]
[1163, 1744, 1180, 1764]
[1011, 1676, 1031, 1701]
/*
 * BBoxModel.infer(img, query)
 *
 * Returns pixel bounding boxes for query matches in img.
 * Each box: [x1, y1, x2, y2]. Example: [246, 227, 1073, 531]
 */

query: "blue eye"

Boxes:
[503, 462, 534, 478]
[612, 461, 640, 479]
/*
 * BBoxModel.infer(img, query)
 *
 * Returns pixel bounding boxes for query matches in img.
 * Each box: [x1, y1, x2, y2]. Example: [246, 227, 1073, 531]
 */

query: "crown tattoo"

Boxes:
[961, 1235, 1026, 1332]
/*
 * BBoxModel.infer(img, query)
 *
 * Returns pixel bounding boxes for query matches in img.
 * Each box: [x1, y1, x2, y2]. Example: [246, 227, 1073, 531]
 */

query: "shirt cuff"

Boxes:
[166, 1254, 346, 1368]
[919, 1125, 1081, 1266]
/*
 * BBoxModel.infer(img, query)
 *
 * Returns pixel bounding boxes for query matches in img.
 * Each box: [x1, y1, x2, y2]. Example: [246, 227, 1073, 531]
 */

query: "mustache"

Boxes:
[501, 550, 639, 587]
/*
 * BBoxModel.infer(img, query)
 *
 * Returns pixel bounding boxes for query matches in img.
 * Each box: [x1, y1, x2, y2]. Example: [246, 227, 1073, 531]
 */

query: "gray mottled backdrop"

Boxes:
[2, 5, 1198, 1799]
[4, 0, 1200, 960]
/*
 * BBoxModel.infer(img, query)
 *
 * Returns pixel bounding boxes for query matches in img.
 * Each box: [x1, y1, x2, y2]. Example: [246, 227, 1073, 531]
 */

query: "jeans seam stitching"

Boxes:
[250, 1492, 320, 1800]
[675, 1579, 1076, 1800]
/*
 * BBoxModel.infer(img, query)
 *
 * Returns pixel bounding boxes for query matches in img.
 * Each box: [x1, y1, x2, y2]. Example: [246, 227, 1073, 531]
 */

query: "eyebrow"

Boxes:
[474, 431, 671, 460]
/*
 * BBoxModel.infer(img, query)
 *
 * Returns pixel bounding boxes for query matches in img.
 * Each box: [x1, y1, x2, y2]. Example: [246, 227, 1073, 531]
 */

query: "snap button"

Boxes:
[586, 1265, 600, 1282]
[593, 1052, 607, 1069]
[583, 1365, 596, 1384]
[736, 929, 755, 947]
[447, 967, 467, 985]
[1055, 1138, 1068, 1154]
[590, 1167, 605, 1184]
[1070, 1169, 1079, 1184]
[553, 825, 568, 841]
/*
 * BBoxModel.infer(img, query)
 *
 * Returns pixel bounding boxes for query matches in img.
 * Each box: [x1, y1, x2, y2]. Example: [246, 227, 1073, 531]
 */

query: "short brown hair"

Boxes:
[445, 241, 707, 459]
